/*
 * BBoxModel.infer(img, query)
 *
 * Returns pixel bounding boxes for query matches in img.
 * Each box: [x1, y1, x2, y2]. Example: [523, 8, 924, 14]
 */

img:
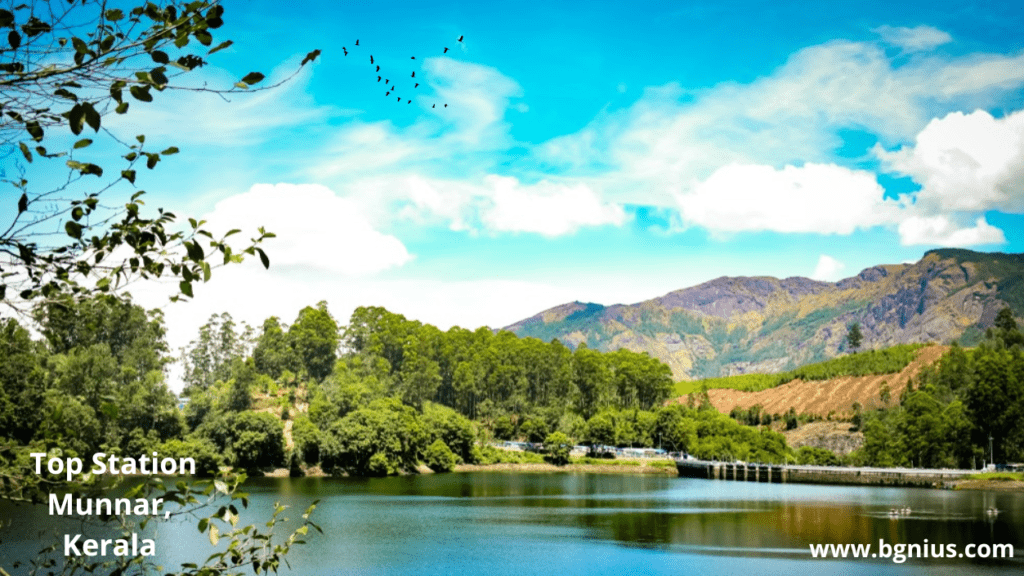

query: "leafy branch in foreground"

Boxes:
[0, 0, 320, 313]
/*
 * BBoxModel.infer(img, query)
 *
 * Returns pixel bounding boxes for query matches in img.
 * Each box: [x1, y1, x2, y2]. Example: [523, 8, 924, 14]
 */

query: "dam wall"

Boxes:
[676, 459, 977, 488]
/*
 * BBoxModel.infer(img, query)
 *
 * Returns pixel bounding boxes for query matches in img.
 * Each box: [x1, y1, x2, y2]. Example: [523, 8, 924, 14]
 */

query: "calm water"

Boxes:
[2, 472, 1023, 575]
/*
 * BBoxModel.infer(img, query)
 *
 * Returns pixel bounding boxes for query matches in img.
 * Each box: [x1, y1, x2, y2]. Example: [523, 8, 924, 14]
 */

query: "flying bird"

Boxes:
[444, 103, 448, 107]
[385, 91, 390, 96]
[355, 39, 360, 46]
[377, 76, 381, 81]
[390, 85, 395, 90]
[407, 100, 411, 104]
[457, 35, 463, 42]
[411, 56, 416, 59]
[370, 55, 374, 64]
[414, 83, 419, 88]
[411, 71, 415, 78]
[384, 78, 389, 83]
[397, 96, 401, 102]
[432, 104, 435, 108]
[444, 47, 449, 53]
[342, 47, 348, 56]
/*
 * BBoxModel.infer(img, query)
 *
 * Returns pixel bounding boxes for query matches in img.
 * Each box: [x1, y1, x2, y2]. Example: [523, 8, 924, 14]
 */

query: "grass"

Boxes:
[570, 457, 675, 467]
[674, 343, 928, 396]
[971, 472, 1024, 481]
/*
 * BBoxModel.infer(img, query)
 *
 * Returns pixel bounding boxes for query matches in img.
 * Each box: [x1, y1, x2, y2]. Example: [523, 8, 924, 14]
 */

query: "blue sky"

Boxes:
[16, 0, 1024, 375]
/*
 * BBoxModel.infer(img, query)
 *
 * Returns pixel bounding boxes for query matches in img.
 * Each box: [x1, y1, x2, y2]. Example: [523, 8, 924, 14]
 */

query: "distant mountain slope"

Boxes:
[505, 249, 1023, 380]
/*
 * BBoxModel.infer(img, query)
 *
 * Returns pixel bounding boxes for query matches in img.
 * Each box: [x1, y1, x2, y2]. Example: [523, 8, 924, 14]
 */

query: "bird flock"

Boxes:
[340, 34, 464, 108]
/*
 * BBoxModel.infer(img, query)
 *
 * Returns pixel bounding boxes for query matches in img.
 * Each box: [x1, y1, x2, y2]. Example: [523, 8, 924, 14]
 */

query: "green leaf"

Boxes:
[71, 36, 90, 55]
[161, 146, 179, 155]
[18, 142, 31, 163]
[241, 72, 265, 85]
[129, 85, 153, 102]
[115, 102, 129, 114]
[0, 9, 13, 28]
[54, 88, 78, 101]
[71, 206, 83, 221]
[104, 8, 124, 21]
[17, 193, 27, 213]
[65, 221, 83, 239]
[151, 49, 169, 64]
[73, 138, 92, 149]
[208, 40, 233, 55]
[194, 30, 212, 46]
[121, 169, 136, 184]
[68, 104, 85, 135]
[82, 102, 100, 131]
[198, 518, 208, 533]
[7, 30, 20, 50]
[256, 248, 270, 269]
[202, 261, 212, 282]
[25, 120, 43, 141]
[185, 241, 204, 261]
[179, 280, 193, 298]
[146, 153, 159, 169]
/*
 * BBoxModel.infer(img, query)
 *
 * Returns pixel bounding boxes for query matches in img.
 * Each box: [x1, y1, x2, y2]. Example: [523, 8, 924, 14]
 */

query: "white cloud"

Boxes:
[480, 176, 626, 236]
[204, 183, 412, 276]
[393, 174, 626, 236]
[532, 34, 1024, 215]
[873, 25, 952, 52]
[812, 254, 846, 281]
[898, 215, 1006, 247]
[676, 163, 902, 234]
[877, 109, 1024, 213]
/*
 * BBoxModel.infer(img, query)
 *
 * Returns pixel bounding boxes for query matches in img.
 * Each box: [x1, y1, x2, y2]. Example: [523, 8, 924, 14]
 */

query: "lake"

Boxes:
[2, 472, 1022, 575]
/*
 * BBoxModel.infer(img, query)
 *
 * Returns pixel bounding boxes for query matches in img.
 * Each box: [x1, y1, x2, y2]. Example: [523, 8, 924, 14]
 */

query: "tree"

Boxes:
[252, 316, 299, 379]
[543, 431, 572, 465]
[0, 2, 322, 574]
[289, 301, 339, 381]
[846, 322, 863, 353]
[424, 439, 457, 472]
[181, 312, 251, 393]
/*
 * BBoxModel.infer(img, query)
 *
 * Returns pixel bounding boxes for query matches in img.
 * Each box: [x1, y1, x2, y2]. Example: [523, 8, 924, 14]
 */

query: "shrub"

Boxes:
[424, 439, 457, 472]
[543, 432, 571, 466]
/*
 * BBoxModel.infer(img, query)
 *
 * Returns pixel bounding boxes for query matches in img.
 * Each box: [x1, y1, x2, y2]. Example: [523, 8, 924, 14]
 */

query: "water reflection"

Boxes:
[1, 473, 1021, 576]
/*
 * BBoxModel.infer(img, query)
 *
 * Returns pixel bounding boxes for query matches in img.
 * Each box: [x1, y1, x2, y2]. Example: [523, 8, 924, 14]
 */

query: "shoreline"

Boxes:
[453, 462, 678, 475]
[270, 463, 1021, 489]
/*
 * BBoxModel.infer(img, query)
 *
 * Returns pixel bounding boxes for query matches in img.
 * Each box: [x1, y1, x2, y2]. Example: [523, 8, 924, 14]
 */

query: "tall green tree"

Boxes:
[290, 301, 340, 381]
[846, 322, 863, 352]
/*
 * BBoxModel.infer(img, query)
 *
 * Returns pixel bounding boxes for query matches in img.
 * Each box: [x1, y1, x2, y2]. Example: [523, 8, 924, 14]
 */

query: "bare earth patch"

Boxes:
[702, 345, 949, 418]
[783, 421, 863, 455]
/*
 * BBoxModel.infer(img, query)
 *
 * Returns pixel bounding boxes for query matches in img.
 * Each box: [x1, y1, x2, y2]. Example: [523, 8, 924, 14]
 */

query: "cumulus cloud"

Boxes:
[204, 183, 412, 276]
[480, 176, 626, 236]
[877, 109, 1024, 213]
[676, 163, 901, 234]
[812, 254, 847, 281]
[873, 25, 952, 51]
[898, 215, 1006, 247]
[394, 174, 626, 236]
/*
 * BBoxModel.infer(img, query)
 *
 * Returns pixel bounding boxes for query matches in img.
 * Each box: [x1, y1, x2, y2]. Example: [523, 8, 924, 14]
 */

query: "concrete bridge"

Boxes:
[676, 459, 979, 488]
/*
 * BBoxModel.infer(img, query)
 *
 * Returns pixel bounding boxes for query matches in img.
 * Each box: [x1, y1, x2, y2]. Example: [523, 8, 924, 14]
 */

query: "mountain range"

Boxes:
[504, 249, 1024, 381]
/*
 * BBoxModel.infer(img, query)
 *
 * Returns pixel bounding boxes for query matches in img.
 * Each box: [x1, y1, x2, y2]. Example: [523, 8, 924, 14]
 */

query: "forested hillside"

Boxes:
[1, 298, 799, 480]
